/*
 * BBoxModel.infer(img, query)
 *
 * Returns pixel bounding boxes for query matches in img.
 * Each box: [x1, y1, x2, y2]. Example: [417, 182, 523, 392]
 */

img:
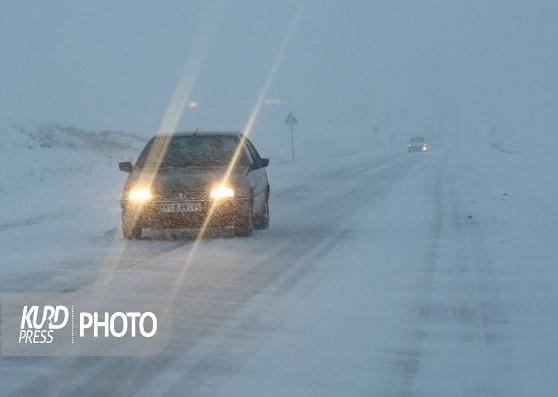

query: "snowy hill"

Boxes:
[0, 122, 146, 225]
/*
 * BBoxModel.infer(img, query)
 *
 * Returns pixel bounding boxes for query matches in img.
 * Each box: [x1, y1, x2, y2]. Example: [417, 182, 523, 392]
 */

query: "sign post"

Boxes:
[285, 112, 298, 162]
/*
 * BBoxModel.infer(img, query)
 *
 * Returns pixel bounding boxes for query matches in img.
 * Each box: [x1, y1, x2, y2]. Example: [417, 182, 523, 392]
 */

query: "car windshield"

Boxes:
[136, 135, 248, 168]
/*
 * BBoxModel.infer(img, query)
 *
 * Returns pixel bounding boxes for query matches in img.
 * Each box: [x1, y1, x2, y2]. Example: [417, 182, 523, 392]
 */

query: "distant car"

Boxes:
[408, 136, 428, 152]
[118, 132, 270, 239]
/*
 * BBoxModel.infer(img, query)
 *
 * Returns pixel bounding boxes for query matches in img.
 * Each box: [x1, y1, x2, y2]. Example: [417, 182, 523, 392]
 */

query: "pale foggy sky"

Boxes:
[1, 1, 557, 151]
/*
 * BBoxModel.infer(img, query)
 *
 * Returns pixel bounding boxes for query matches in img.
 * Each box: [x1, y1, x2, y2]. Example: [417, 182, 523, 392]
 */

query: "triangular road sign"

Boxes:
[285, 112, 298, 126]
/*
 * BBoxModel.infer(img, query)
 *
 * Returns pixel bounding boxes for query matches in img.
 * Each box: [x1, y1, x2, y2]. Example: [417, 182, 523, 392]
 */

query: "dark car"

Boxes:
[407, 136, 428, 152]
[118, 132, 270, 239]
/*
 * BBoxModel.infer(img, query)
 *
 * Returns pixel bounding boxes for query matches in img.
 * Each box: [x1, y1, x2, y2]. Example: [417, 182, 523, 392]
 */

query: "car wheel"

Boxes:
[254, 196, 269, 230]
[235, 199, 254, 237]
[122, 215, 142, 239]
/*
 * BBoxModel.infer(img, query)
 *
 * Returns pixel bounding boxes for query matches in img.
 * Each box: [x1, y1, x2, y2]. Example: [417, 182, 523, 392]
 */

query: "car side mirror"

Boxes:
[252, 158, 269, 169]
[119, 161, 133, 173]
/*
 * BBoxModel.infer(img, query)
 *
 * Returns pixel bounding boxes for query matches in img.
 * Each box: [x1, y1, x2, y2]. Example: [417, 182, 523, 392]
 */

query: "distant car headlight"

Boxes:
[210, 185, 235, 199]
[128, 188, 152, 201]
[422, 146, 427, 151]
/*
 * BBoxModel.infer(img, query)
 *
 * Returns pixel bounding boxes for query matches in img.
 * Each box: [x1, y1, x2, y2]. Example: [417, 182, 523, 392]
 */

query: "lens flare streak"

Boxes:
[169, 3, 305, 304]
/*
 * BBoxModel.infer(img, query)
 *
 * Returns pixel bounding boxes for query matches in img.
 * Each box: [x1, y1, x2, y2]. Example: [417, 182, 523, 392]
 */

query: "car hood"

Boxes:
[125, 165, 249, 194]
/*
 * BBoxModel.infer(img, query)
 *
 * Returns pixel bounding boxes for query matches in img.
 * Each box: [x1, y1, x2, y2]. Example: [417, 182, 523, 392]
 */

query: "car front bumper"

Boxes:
[121, 197, 250, 230]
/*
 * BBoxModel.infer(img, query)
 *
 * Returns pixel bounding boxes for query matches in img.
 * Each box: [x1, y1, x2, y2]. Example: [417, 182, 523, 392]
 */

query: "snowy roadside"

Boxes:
[449, 147, 558, 396]
[0, 123, 145, 225]
[0, 124, 144, 287]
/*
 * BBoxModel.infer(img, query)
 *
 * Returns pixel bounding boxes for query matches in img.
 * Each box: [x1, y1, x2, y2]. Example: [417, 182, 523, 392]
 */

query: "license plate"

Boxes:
[160, 202, 202, 213]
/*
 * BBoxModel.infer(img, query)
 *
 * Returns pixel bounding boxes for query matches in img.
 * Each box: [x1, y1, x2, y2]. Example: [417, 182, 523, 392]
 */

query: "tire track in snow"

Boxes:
[382, 158, 444, 397]
[0, 211, 84, 231]
[385, 157, 524, 396]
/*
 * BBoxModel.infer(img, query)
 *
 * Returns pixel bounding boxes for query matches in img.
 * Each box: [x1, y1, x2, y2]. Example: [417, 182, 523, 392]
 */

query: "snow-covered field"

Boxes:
[0, 122, 557, 396]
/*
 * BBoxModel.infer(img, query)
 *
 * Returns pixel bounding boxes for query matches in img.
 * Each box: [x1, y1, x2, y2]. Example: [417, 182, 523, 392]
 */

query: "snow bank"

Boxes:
[0, 123, 146, 223]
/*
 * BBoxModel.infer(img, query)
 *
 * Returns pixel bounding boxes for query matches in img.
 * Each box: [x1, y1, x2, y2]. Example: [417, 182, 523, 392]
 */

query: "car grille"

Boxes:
[156, 190, 208, 202]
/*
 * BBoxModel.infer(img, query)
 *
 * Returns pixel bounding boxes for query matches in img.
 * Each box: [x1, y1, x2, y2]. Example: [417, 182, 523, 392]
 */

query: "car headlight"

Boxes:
[128, 188, 152, 201]
[210, 185, 235, 199]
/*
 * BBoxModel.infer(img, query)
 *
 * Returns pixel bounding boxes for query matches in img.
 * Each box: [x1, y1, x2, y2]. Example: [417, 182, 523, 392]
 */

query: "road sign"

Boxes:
[285, 112, 298, 126]
[285, 112, 298, 162]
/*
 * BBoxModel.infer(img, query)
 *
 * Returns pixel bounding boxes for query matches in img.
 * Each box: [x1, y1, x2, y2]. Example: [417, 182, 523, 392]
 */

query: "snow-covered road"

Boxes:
[1, 135, 557, 396]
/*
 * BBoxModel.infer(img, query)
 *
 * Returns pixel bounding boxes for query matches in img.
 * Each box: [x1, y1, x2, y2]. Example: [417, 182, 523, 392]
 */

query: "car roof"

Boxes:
[153, 131, 243, 138]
